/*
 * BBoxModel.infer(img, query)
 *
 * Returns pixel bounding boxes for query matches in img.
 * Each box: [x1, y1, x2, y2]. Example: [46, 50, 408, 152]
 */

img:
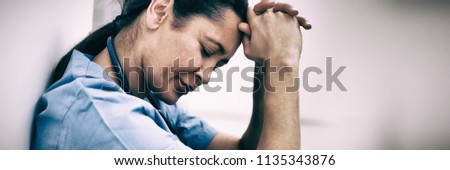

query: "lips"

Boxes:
[175, 78, 196, 95]
[180, 81, 196, 92]
[176, 81, 188, 95]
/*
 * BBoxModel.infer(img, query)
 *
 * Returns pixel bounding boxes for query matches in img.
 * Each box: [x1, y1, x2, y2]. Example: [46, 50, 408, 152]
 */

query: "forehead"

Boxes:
[182, 9, 242, 56]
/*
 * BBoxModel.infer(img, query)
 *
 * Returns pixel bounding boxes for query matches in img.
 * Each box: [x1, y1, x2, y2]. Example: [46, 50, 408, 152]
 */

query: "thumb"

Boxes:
[241, 35, 251, 57]
[241, 33, 250, 48]
[238, 22, 252, 36]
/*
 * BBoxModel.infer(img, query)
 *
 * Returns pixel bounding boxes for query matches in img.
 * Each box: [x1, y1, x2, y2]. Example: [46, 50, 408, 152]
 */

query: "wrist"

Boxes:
[267, 47, 301, 67]
[263, 55, 300, 69]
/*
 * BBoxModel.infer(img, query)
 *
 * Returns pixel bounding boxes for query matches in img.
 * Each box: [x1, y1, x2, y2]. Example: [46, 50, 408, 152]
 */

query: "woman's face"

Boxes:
[142, 9, 242, 104]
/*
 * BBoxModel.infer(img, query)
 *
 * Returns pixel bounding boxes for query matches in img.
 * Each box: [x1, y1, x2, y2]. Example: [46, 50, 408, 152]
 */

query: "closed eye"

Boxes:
[201, 44, 214, 58]
[213, 60, 229, 70]
[216, 60, 227, 67]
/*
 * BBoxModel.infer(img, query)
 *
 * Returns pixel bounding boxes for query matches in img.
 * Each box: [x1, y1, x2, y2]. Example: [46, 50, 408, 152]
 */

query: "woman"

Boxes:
[33, 0, 310, 150]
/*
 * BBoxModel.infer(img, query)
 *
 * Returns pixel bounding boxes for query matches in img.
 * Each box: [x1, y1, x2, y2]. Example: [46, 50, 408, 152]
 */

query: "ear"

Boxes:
[146, 0, 173, 30]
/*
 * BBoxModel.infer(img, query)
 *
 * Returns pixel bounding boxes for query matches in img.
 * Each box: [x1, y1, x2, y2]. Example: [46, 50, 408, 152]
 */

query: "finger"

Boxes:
[273, 3, 299, 16]
[247, 7, 258, 21]
[241, 35, 251, 56]
[241, 34, 250, 48]
[259, 0, 276, 5]
[238, 22, 252, 36]
[296, 16, 312, 30]
[254, 1, 276, 15]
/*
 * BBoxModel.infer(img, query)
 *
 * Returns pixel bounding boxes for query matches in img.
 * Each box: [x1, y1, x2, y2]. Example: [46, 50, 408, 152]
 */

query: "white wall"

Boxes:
[178, 0, 450, 149]
[294, 0, 450, 149]
[0, 0, 94, 149]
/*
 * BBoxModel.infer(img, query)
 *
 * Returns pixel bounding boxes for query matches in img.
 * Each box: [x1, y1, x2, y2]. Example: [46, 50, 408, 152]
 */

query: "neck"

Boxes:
[93, 34, 148, 99]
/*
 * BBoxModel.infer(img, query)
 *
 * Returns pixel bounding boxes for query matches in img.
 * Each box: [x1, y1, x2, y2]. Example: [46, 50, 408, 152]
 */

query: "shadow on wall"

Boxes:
[378, 0, 450, 150]
[29, 31, 65, 149]
[388, 0, 450, 5]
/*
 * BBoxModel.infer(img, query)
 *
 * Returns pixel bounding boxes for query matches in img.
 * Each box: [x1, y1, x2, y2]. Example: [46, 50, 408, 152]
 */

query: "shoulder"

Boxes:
[35, 50, 189, 149]
[37, 76, 190, 149]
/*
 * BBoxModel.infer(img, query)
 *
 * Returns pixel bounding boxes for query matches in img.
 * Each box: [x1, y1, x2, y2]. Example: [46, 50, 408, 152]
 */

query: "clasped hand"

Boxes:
[239, 1, 311, 66]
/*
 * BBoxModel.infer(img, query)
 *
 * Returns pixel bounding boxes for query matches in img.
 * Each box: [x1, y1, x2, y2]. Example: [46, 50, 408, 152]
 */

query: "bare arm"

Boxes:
[239, 63, 265, 149]
[207, 1, 307, 150]
[243, 4, 303, 148]
[206, 63, 265, 150]
[259, 59, 300, 149]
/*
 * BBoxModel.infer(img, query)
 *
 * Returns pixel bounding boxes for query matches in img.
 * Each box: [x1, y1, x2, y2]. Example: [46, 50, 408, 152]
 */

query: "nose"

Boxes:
[195, 60, 216, 85]
[195, 67, 212, 85]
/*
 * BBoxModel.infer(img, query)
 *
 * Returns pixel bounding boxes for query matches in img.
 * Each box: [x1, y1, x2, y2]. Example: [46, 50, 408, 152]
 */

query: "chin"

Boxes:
[153, 91, 181, 105]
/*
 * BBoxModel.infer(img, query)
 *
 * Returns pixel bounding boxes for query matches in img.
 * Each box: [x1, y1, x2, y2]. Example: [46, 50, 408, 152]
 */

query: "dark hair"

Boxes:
[51, 0, 248, 84]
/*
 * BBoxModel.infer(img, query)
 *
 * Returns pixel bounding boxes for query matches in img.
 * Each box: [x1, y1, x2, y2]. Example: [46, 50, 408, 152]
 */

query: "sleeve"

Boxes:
[165, 104, 218, 150]
[76, 87, 193, 150]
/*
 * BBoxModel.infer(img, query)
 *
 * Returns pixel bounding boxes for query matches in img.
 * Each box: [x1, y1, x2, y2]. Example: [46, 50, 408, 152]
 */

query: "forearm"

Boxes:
[241, 59, 301, 150]
[212, 0, 306, 150]
[258, 58, 300, 150]
[240, 63, 265, 149]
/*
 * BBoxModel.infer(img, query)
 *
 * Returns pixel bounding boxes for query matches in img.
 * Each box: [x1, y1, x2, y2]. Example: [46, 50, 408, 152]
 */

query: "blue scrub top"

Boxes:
[32, 50, 218, 150]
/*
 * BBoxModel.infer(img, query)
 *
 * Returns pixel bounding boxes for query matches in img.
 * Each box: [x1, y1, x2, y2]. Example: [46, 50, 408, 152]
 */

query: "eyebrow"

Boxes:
[207, 37, 226, 55]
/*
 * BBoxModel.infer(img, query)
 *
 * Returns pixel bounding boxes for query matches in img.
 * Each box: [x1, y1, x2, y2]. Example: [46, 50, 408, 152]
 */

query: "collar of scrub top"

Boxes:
[107, 36, 132, 95]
